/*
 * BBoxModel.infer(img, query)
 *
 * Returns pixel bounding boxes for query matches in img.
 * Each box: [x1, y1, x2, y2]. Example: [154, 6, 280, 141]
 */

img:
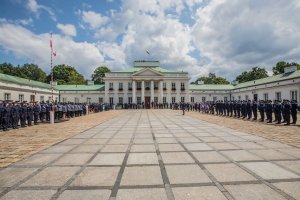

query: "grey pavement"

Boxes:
[0, 110, 300, 200]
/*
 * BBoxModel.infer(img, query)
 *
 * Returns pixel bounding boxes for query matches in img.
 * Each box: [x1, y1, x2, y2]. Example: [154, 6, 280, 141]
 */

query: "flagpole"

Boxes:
[50, 33, 54, 124]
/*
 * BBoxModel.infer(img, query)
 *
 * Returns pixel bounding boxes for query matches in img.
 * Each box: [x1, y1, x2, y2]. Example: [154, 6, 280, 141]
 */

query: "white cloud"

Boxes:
[0, 23, 104, 78]
[81, 10, 109, 29]
[192, 0, 300, 80]
[56, 23, 77, 37]
[26, 0, 56, 21]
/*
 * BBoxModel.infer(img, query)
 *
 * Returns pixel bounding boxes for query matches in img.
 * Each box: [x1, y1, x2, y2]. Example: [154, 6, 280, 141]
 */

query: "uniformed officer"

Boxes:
[0, 100, 3, 130]
[283, 100, 291, 126]
[33, 102, 41, 125]
[258, 100, 265, 122]
[2, 101, 9, 131]
[27, 102, 34, 126]
[252, 100, 258, 120]
[291, 100, 298, 124]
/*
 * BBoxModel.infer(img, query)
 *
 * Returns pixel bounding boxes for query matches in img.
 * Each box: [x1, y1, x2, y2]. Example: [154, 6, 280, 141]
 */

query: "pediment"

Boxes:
[132, 68, 163, 77]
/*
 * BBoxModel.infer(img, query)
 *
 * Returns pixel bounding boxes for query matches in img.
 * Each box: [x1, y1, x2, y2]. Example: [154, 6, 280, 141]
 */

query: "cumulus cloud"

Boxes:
[80, 10, 109, 29]
[192, 0, 300, 80]
[0, 23, 104, 78]
[26, 0, 56, 21]
[56, 23, 77, 37]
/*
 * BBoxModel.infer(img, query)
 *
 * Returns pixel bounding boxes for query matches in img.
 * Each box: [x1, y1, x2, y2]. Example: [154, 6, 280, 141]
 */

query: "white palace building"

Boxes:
[1, 61, 300, 105]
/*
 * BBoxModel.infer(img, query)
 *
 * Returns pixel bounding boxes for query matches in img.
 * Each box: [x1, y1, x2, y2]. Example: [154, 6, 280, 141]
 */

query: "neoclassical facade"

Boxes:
[104, 61, 190, 108]
[1, 61, 300, 104]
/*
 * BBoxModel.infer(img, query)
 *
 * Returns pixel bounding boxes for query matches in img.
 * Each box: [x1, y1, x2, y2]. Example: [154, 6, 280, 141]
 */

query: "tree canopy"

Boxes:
[48, 64, 85, 85]
[91, 66, 111, 84]
[235, 67, 268, 83]
[0, 63, 47, 82]
[272, 61, 300, 75]
[191, 73, 230, 85]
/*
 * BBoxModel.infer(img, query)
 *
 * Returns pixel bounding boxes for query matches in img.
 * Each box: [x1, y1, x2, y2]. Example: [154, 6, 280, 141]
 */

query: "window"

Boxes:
[4, 93, 11, 100]
[128, 82, 132, 90]
[40, 96, 44, 102]
[128, 97, 132, 104]
[163, 97, 167, 103]
[99, 97, 103, 103]
[154, 97, 158, 103]
[238, 96, 241, 100]
[119, 97, 123, 104]
[191, 97, 194, 103]
[213, 97, 217, 102]
[181, 97, 185, 102]
[62, 98, 67, 103]
[171, 82, 176, 90]
[109, 97, 114, 105]
[30, 95, 35, 102]
[275, 92, 281, 101]
[87, 97, 91, 104]
[48, 96, 52, 103]
[75, 97, 79, 103]
[245, 95, 249, 101]
[224, 96, 228, 101]
[19, 94, 24, 102]
[154, 82, 158, 89]
[181, 82, 185, 90]
[137, 97, 141, 104]
[137, 82, 141, 89]
[263, 93, 268, 101]
[109, 82, 113, 90]
[55, 97, 58, 103]
[119, 82, 123, 90]
[202, 97, 206, 102]
[290, 90, 298, 101]
[163, 82, 167, 90]
[172, 97, 176, 103]
[145, 81, 150, 88]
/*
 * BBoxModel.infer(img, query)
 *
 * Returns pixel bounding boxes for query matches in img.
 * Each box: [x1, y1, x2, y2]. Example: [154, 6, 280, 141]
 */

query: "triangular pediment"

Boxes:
[132, 68, 163, 77]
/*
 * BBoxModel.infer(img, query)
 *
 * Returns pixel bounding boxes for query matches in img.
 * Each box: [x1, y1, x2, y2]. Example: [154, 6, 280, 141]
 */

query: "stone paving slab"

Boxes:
[1, 109, 300, 199]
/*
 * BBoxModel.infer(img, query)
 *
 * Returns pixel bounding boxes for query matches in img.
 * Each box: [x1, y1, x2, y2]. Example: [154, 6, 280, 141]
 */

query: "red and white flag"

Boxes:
[146, 50, 150, 55]
[50, 32, 53, 49]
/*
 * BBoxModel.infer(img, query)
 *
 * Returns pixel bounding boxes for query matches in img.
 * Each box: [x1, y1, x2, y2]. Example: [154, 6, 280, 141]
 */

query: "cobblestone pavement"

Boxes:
[0, 110, 123, 168]
[185, 111, 300, 148]
[0, 109, 300, 200]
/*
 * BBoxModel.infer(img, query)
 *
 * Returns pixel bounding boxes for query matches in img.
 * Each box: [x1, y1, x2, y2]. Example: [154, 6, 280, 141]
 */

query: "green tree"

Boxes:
[48, 64, 85, 85]
[235, 67, 268, 83]
[272, 61, 300, 75]
[191, 73, 230, 84]
[91, 66, 111, 84]
[0, 63, 22, 76]
[20, 63, 47, 82]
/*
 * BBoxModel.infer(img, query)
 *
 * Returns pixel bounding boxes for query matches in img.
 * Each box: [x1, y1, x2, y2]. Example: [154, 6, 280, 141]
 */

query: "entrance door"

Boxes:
[145, 96, 151, 109]
[253, 94, 258, 101]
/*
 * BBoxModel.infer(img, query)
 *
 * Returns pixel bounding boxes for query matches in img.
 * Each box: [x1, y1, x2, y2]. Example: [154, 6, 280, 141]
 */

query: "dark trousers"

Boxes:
[291, 111, 297, 124]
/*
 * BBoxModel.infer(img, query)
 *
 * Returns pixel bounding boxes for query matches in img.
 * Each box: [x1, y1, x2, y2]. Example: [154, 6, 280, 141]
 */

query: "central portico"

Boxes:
[104, 61, 190, 107]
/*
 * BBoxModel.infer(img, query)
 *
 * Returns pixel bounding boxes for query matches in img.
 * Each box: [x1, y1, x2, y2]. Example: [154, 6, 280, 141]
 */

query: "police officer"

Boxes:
[0, 100, 3, 130]
[2, 101, 9, 131]
[33, 101, 41, 125]
[283, 100, 291, 126]
[258, 100, 265, 122]
[252, 100, 258, 120]
[291, 100, 298, 124]
[27, 102, 34, 126]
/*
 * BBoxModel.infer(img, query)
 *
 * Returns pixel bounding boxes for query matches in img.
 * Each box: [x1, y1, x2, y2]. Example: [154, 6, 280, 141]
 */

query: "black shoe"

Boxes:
[284, 123, 290, 126]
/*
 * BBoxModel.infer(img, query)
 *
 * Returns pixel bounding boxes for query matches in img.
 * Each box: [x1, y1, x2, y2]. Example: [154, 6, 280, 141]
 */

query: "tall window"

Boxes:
[224, 97, 228, 101]
[75, 97, 79, 103]
[30, 95, 35, 102]
[87, 97, 91, 104]
[128, 82, 132, 90]
[238, 96, 241, 100]
[109, 97, 114, 105]
[119, 82, 123, 90]
[62, 98, 67, 103]
[181, 97, 185, 102]
[275, 92, 281, 101]
[172, 97, 176, 103]
[213, 97, 217, 102]
[128, 97, 132, 103]
[202, 97, 206, 102]
[163, 97, 167, 103]
[263, 93, 268, 101]
[4, 93, 11, 100]
[40, 96, 44, 102]
[99, 97, 103, 103]
[19, 94, 24, 102]
[154, 82, 158, 89]
[171, 82, 176, 90]
[145, 81, 150, 88]
[231, 96, 235, 101]
[137, 82, 141, 89]
[245, 95, 249, 101]
[109, 82, 113, 90]
[290, 90, 298, 101]
[191, 97, 194, 102]
[181, 82, 185, 90]
[154, 97, 158, 103]
[163, 82, 166, 90]
[137, 97, 141, 104]
[119, 97, 123, 104]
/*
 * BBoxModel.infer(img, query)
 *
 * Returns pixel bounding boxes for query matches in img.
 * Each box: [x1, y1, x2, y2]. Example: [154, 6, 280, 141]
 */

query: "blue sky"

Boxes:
[0, 0, 299, 81]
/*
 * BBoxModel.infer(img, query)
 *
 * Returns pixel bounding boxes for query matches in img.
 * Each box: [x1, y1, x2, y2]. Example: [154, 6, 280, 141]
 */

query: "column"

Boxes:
[159, 81, 163, 103]
[141, 80, 145, 103]
[150, 80, 154, 104]
[132, 80, 136, 104]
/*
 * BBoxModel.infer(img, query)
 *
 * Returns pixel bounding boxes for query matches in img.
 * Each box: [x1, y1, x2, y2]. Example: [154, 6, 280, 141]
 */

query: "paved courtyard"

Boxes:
[0, 110, 300, 200]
